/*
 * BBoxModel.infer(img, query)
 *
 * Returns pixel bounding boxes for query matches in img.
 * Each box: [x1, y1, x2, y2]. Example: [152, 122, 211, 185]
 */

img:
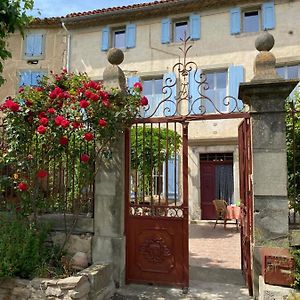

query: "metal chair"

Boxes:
[212, 199, 228, 229]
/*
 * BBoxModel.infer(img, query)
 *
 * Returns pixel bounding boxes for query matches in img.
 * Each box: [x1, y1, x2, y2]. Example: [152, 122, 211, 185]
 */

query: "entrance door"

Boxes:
[125, 121, 189, 288]
[200, 154, 234, 220]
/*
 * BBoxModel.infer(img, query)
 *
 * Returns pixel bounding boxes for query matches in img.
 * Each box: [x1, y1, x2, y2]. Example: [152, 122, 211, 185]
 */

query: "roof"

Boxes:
[65, 0, 177, 18]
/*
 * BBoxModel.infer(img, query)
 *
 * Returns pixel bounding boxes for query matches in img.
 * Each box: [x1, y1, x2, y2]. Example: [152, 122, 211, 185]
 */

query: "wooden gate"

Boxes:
[125, 121, 189, 287]
[238, 118, 253, 296]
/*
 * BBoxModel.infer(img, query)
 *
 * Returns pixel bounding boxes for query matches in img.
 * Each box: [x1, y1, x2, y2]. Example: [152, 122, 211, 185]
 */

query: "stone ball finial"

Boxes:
[255, 31, 275, 52]
[107, 48, 124, 65]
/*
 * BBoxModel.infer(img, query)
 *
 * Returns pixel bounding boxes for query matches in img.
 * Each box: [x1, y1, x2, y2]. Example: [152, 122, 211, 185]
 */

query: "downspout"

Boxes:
[61, 21, 71, 72]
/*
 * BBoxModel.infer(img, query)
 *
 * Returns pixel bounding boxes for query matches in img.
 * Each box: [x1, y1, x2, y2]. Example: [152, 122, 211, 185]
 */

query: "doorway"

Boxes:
[200, 153, 234, 220]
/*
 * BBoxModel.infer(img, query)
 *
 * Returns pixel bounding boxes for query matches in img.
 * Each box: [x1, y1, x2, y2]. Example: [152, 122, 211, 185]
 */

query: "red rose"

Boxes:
[47, 108, 56, 114]
[80, 100, 90, 109]
[54, 115, 64, 126]
[80, 153, 90, 163]
[39, 117, 48, 126]
[4, 99, 20, 112]
[60, 136, 68, 145]
[37, 169, 48, 178]
[84, 90, 92, 98]
[72, 121, 80, 129]
[37, 125, 46, 134]
[35, 87, 43, 92]
[84, 132, 94, 142]
[134, 82, 143, 92]
[61, 119, 70, 128]
[38, 112, 46, 119]
[90, 94, 99, 101]
[25, 100, 33, 107]
[100, 91, 108, 101]
[140, 96, 148, 106]
[49, 90, 57, 99]
[98, 118, 107, 127]
[19, 87, 24, 93]
[62, 67, 67, 73]
[18, 182, 28, 191]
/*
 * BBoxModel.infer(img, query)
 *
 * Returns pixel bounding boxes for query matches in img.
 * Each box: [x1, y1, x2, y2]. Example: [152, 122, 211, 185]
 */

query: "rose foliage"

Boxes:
[0, 70, 143, 215]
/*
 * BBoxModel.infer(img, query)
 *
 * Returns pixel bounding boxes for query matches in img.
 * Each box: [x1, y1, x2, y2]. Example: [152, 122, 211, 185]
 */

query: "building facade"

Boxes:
[1, 0, 299, 220]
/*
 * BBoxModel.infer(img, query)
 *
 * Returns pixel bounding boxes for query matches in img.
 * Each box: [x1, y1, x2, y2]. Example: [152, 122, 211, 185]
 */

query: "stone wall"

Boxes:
[0, 264, 114, 300]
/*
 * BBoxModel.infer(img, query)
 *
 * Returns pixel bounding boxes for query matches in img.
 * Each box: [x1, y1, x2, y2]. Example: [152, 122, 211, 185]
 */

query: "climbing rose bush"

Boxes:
[0, 70, 143, 214]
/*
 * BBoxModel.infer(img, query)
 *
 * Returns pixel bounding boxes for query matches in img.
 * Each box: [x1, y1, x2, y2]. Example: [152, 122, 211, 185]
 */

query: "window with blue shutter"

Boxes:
[126, 24, 136, 49]
[163, 72, 177, 116]
[161, 18, 171, 44]
[101, 27, 110, 51]
[19, 70, 46, 87]
[262, 1, 275, 30]
[230, 8, 241, 35]
[189, 15, 201, 41]
[188, 69, 202, 114]
[228, 65, 244, 111]
[164, 156, 179, 200]
[25, 33, 44, 58]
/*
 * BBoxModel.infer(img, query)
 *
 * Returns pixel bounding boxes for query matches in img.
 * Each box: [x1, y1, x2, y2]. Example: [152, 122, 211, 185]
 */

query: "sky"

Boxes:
[30, 0, 155, 18]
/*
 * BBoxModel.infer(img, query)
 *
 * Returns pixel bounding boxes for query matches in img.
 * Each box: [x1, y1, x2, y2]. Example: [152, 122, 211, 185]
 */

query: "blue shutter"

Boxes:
[164, 157, 179, 199]
[188, 69, 202, 114]
[31, 71, 46, 86]
[19, 71, 31, 86]
[126, 24, 136, 49]
[161, 18, 171, 44]
[101, 27, 110, 51]
[33, 34, 43, 56]
[163, 72, 177, 116]
[262, 1, 275, 30]
[230, 8, 241, 35]
[228, 65, 244, 111]
[189, 15, 201, 40]
[25, 34, 35, 57]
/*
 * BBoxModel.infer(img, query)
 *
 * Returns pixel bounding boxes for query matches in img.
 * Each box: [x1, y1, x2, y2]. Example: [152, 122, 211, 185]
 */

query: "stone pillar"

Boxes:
[239, 32, 299, 298]
[92, 48, 126, 288]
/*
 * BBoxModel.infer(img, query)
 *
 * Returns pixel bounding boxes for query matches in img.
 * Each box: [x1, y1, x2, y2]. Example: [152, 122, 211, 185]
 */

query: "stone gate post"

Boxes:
[92, 48, 127, 288]
[239, 32, 299, 297]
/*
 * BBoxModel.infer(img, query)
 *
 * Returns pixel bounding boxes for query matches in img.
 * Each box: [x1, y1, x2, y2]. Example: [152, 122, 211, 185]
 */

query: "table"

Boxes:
[225, 205, 240, 229]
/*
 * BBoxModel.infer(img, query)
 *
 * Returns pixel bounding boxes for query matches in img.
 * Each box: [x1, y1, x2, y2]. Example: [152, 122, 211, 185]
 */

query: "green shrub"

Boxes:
[292, 248, 300, 289]
[0, 215, 62, 279]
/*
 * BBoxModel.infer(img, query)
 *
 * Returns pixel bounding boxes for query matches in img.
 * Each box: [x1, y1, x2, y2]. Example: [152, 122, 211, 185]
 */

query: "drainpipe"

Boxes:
[61, 22, 71, 72]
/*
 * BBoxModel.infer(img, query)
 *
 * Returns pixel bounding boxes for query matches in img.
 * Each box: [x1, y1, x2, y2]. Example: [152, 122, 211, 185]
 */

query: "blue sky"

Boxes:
[30, 0, 155, 18]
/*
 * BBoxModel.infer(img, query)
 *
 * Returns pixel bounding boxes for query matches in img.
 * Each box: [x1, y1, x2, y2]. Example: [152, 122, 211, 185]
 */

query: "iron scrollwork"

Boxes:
[137, 36, 247, 119]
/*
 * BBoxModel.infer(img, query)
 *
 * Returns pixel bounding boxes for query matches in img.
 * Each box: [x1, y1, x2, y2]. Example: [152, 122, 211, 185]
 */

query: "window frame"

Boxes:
[112, 27, 126, 49]
[23, 31, 45, 60]
[242, 9, 261, 33]
[173, 19, 189, 43]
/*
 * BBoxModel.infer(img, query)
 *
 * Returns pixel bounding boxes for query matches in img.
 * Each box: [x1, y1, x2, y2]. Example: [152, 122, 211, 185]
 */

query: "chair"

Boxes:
[212, 199, 228, 229]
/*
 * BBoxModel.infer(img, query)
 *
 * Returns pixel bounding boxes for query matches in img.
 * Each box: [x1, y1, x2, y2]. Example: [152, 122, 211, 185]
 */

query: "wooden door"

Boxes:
[200, 162, 216, 219]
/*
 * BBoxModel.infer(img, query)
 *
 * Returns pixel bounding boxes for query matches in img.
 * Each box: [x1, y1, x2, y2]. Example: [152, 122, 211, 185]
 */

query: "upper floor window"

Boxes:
[174, 20, 189, 42]
[230, 1, 275, 35]
[19, 70, 46, 87]
[243, 10, 260, 33]
[24, 33, 44, 59]
[101, 24, 136, 51]
[113, 28, 126, 48]
[161, 14, 201, 44]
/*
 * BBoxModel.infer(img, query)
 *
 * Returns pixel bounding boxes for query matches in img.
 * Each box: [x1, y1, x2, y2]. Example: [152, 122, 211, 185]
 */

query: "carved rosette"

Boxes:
[139, 238, 172, 264]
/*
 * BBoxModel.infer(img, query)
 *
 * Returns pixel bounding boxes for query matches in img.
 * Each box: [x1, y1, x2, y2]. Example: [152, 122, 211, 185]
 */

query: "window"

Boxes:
[101, 24, 136, 51]
[113, 29, 126, 48]
[19, 70, 46, 87]
[243, 10, 260, 33]
[230, 1, 275, 35]
[161, 15, 201, 44]
[24, 33, 44, 59]
[174, 20, 189, 42]
[203, 70, 228, 113]
[276, 64, 300, 98]
[142, 78, 164, 117]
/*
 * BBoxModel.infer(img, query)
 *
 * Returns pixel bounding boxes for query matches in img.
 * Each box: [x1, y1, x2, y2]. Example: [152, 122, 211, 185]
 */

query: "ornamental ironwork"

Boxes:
[138, 36, 247, 119]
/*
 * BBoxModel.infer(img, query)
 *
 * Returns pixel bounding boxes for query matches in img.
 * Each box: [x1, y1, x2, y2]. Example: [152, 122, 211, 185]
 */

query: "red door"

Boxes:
[200, 162, 215, 219]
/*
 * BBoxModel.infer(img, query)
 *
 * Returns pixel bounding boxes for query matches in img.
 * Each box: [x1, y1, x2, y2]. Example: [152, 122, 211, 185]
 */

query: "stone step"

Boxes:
[189, 266, 245, 286]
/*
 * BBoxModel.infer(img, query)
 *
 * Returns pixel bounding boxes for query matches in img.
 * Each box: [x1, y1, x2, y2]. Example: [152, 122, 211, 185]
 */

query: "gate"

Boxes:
[238, 118, 253, 296]
[125, 37, 250, 288]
